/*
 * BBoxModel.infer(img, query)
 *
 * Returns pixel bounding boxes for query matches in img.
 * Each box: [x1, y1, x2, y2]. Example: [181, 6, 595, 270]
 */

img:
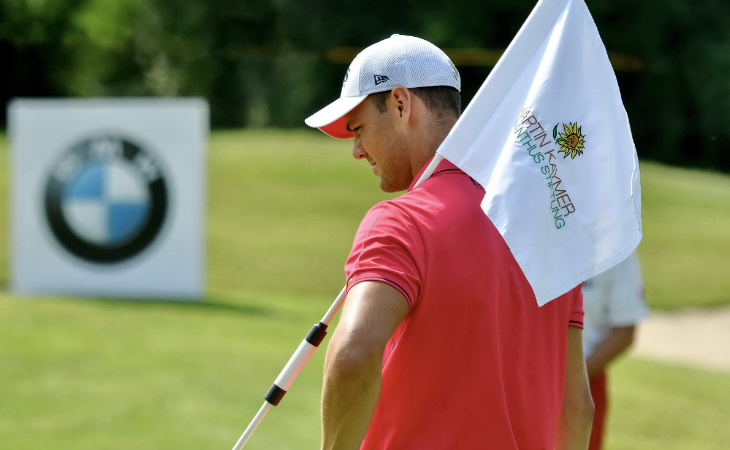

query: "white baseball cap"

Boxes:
[305, 34, 461, 139]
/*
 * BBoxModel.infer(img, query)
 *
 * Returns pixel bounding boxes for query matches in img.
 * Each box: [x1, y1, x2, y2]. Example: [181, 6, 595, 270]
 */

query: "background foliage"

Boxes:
[1, 0, 729, 171]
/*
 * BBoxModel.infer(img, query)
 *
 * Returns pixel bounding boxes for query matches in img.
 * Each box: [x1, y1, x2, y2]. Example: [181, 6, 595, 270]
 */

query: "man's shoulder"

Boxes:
[368, 189, 428, 214]
[359, 198, 415, 228]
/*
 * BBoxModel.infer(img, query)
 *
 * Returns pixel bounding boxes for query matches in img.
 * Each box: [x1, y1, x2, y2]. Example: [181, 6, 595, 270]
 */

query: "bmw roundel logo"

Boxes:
[44, 135, 168, 263]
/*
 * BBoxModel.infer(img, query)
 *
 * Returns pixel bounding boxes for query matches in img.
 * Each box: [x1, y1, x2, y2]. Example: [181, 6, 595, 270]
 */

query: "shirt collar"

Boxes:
[408, 155, 461, 192]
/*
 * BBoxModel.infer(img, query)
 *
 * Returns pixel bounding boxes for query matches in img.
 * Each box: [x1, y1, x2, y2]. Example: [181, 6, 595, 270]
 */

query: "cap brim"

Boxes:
[304, 95, 367, 139]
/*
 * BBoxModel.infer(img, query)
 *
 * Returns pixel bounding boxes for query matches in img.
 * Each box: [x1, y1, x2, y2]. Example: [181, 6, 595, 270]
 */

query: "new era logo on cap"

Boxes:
[374, 75, 390, 85]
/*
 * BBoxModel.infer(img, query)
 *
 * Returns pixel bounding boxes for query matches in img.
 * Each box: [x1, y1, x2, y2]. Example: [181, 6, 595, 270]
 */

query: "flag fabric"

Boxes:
[436, 0, 642, 306]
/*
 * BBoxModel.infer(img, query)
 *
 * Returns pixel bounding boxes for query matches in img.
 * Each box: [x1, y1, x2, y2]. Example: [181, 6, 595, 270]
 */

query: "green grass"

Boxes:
[204, 129, 396, 299]
[607, 357, 730, 450]
[1, 129, 729, 448]
[639, 162, 730, 309]
[0, 292, 328, 449]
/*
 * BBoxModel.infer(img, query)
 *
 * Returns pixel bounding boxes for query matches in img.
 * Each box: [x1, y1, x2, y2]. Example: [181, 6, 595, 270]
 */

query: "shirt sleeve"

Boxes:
[344, 202, 424, 308]
[605, 252, 650, 326]
[569, 284, 585, 329]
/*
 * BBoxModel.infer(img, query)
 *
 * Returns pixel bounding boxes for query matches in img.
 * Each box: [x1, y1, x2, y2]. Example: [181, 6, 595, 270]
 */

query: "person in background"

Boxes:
[305, 34, 594, 450]
[582, 250, 649, 449]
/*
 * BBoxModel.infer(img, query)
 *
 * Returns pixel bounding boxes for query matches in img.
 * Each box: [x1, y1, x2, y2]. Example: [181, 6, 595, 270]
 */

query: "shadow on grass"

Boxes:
[87, 296, 273, 316]
[0, 286, 275, 318]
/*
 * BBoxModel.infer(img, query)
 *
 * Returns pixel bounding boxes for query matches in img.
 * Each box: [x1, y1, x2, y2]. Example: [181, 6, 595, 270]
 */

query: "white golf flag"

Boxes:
[436, 0, 642, 305]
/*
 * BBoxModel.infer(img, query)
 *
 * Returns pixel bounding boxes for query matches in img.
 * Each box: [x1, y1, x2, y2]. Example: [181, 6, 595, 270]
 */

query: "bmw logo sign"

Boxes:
[44, 135, 168, 263]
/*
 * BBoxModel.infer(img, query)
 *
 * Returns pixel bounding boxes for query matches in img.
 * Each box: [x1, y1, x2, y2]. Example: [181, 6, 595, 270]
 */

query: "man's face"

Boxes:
[344, 95, 412, 193]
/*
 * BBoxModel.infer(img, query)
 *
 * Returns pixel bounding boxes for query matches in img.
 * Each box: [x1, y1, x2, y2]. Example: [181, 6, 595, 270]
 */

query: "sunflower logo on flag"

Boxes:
[553, 122, 586, 159]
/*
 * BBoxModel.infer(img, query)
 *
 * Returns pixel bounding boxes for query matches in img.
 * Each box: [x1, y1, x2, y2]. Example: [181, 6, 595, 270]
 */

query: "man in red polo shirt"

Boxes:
[306, 34, 594, 449]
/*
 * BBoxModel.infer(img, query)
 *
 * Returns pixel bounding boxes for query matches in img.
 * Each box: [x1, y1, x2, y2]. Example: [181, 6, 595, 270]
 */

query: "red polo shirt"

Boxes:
[345, 158, 583, 449]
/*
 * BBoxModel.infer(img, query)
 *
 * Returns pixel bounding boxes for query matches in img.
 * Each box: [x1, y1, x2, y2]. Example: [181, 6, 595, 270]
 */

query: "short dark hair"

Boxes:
[370, 86, 461, 119]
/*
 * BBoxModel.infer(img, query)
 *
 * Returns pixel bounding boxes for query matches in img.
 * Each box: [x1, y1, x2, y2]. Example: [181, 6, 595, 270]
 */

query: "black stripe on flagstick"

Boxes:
[265, 384, 287, 406]
[305, 322, 329, 347]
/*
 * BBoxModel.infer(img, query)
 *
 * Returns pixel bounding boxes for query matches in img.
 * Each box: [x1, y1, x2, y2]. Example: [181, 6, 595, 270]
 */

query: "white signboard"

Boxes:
[8, 98, 208, 300]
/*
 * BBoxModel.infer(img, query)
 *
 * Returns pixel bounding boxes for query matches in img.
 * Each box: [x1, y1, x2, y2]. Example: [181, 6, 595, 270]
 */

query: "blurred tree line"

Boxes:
[1, 0, 728, 171]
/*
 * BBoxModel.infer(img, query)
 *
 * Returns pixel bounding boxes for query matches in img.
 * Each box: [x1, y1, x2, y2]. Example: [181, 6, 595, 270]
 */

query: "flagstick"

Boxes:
[413, 153, 443, 189]
[232, 286, 348, 449]
[232, 402, 272, 450]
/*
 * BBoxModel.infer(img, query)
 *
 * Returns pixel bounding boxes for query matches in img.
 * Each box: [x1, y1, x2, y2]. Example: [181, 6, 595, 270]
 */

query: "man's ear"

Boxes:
[389, 86, 412, 122]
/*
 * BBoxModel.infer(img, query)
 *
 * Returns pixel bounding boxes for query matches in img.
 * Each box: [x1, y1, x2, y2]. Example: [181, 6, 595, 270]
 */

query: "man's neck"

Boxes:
[410, 119, 456, 178]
